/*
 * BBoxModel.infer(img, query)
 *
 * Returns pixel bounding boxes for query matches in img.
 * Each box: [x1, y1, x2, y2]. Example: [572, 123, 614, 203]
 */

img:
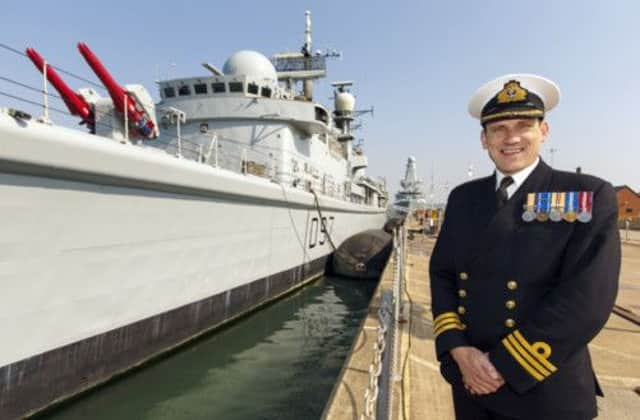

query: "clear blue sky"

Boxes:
[2, 0, 638, 201]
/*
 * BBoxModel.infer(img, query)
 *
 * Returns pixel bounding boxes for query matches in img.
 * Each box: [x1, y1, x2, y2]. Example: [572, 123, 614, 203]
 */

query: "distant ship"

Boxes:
[388, 156, 427, 220]
[0, 11, 387, 418]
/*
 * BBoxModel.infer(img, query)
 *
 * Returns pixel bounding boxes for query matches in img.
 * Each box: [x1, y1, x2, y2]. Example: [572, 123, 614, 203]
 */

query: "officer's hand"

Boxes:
[450, 346, 504, 395]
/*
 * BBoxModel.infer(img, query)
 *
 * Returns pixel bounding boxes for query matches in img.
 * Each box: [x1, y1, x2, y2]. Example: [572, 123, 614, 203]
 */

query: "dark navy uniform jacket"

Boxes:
[429, 159, 621, 420]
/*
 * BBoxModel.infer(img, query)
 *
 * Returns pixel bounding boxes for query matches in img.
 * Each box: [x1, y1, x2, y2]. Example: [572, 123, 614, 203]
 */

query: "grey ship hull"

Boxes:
[0, 114, 385, 418]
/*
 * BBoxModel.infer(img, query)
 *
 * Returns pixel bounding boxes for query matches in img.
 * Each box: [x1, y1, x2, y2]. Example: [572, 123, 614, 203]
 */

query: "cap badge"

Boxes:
[497, 81, 528, 104]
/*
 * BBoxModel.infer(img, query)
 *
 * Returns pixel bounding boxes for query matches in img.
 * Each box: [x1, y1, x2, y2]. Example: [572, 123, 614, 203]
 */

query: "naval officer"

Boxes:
[429, 74, 621, 420]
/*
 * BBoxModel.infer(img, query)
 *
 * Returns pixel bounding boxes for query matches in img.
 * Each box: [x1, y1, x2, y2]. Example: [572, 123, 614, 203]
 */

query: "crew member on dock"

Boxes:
[429, 74, 621, 420]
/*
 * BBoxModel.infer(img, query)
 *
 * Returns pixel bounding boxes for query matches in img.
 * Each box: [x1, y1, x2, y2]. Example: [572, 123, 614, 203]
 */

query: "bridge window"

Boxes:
[163, 87, 176, 98]
[212, 82, 226, 93]
[261, 86, 272, 98]
[247, 82, 259, 95]
[229, 82, 244, 93]
[194, 83, 207, 95]
[178, 85, 191, 96]
[315, 106, 328, 124]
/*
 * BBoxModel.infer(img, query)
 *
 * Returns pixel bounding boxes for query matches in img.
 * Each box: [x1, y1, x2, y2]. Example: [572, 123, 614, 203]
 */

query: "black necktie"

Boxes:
[496, 176, 514, 209]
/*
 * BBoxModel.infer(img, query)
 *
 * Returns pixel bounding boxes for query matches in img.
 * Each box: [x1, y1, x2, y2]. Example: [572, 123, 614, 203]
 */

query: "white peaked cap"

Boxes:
[468, 73, 561, 120]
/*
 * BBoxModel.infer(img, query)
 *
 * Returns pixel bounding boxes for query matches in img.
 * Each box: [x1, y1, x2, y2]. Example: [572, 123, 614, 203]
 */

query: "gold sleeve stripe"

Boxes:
[433, 318, 460, 334]
[505, 335, 551, 377]
[433, 316, 460, 330]
[433, 312, 464, 337]
[502, 337, 545, 381]
[512, 331, 557, 373]
[433, 312, 458, 325]
[433, 313, 459, 327]
[434, 322, 464, 337]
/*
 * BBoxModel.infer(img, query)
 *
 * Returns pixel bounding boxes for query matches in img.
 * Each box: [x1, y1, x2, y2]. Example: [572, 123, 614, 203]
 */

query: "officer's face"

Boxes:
[481, 118, 548, 175]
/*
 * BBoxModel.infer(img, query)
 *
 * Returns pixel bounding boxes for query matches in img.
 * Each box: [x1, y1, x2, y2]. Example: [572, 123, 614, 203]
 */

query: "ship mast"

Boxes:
[302, 11, 313, 100]
[271, 11, 340, 101]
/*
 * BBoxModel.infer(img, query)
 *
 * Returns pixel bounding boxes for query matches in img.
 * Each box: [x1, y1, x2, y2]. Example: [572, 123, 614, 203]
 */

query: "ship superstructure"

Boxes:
[0, 11, 386, 419]
[389, 156, 427, 220]
[152, 47, 383, 204]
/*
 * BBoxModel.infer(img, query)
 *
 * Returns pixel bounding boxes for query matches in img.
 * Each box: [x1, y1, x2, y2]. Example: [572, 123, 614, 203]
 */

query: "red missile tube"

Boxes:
[25, 48, 94, 129]
[77, 42, 156, 138]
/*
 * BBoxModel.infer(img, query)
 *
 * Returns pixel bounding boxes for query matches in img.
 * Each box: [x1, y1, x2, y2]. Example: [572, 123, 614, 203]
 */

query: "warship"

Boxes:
[0, 11, 387, 418]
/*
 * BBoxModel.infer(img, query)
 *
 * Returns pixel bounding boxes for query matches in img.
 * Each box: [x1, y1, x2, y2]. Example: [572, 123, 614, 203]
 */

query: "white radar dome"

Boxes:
[222, 50, 278, 81]
[335, 91, 356, 113]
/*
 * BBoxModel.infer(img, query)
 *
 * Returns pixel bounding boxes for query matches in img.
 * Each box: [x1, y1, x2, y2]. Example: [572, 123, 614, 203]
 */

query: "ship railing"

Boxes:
[0, 59, 268, 179]
[361, 224, 406, 420]
[0, 43, 356, 203]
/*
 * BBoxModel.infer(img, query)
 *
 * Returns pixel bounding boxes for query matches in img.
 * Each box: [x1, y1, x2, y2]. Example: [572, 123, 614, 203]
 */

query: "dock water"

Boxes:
[323, 227, 640, 419]
[40, 276, 376, 420]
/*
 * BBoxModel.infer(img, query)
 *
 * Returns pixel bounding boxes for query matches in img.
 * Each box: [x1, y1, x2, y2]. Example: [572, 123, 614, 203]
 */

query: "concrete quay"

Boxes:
[323, 229, 640, 419]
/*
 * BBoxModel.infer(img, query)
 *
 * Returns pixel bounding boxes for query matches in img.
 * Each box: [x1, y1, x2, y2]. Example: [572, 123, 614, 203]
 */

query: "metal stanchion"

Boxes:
[361, 291, 393, 420]
[361, 225, 408, 420]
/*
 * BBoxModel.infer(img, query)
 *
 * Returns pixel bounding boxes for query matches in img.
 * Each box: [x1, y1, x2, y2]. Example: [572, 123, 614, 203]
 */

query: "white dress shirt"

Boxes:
[495, 157, 540, 199]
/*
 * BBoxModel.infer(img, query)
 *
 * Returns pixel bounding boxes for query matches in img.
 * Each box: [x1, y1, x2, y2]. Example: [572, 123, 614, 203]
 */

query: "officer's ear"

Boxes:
[539, 119, 549, 136]
[539, 119, 549, 144]
[480, 128, 488, 150]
